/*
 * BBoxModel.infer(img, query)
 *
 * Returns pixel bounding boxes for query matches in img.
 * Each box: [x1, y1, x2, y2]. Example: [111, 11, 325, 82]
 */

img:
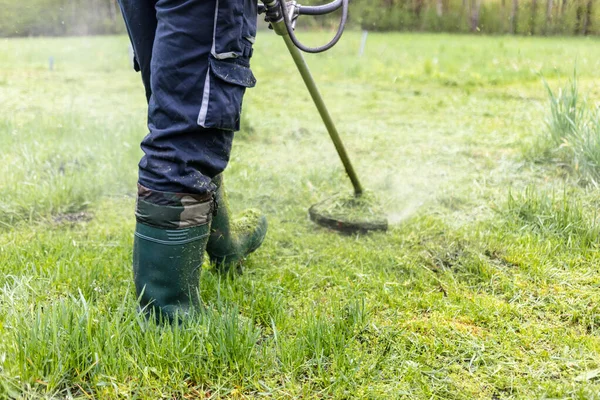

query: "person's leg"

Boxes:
[118, 0, 222, 321]
[120, 0, 237, 195]
[120, 0, 264, 320]
[117, 0, 156, 102]
[142, 0, 266, 275]
[141, 0, 237, 195]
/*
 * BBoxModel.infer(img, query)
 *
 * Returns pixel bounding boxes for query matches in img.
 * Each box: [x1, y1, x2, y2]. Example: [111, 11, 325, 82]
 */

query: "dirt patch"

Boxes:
[484, 249, 519, 268]
[426, 242, 467, 271]
[53, 211, 93, 225]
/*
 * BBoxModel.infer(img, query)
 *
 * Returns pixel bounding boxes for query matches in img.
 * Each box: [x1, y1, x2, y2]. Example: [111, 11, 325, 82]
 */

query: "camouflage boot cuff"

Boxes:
[135, 184, 215, 229]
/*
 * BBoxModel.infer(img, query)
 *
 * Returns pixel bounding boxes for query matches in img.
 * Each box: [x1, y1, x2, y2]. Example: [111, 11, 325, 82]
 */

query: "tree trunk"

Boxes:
[561, 0, 567, 16]
[470, 0, 482, 31]
[529, 0, 538, 34]
[108, 0, 118, 24]
[583, 0, 593, 35]
[545, 0, 554, 34]
[510, 0, 519, 33]
[415, 0, 425, 27]
[576, 2, 584, 33]
[501, 0, 507, 32]
[437, 0, 443, 17]
[70, 0, 77, 33]
[443, 0, 450, 15]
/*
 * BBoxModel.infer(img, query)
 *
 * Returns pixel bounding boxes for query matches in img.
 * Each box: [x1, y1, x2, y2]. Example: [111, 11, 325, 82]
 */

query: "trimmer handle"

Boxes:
[297, 0, 343, 15]
[258, 0, 349, 53]
[258, 0, 342, 16]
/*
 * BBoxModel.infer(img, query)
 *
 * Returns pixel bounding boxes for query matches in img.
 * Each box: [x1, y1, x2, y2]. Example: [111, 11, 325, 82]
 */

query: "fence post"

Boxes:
[358, 30, 368, 58]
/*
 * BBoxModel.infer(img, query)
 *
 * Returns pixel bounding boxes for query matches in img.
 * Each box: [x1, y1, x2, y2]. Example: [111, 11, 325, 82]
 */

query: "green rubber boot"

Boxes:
[133, 185, 215, 322]
[206, 174, 267, 273]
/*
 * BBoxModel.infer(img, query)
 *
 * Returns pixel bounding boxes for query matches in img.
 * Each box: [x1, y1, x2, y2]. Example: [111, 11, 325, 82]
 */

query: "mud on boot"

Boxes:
[206, 174, 267, 273]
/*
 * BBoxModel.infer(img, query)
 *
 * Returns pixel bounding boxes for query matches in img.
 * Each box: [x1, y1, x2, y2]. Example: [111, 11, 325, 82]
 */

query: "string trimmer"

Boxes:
[259, 0, 388, 233]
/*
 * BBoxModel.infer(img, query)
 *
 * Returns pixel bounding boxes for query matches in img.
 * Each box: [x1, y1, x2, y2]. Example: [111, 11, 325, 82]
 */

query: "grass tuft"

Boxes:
[533, 72, 600, 185]
[505, 187, 599, 248]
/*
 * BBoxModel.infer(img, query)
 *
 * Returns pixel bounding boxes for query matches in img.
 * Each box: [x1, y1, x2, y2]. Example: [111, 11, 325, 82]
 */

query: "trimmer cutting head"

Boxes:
[309, 192, 388, 233]
[263, 0, 383, 235]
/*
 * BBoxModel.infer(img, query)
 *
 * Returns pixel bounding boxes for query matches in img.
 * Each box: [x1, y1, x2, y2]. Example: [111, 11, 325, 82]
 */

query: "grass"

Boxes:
[530, 72, 600, 186]
[505, 187, 600, 248]
[1, 32, 600, 398]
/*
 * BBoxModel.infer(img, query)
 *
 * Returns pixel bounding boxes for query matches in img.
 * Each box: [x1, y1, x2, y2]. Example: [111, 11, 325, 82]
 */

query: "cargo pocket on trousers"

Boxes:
[197, 57, 257, 132]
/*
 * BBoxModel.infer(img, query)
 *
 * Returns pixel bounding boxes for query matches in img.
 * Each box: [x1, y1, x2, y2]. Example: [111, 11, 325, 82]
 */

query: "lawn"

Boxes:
[1, 32, 600, 398]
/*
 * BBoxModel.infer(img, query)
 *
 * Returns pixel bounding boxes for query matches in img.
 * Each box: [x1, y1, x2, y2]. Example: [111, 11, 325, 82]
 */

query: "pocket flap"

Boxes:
[210, 58, 256, 88]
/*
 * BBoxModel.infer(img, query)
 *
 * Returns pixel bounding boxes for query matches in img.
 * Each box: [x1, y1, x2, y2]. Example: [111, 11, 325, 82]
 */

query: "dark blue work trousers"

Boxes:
[118, 0, 257, 194]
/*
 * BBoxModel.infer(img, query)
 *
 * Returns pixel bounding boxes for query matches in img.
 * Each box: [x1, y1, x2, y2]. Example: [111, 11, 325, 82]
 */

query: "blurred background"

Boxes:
[0, 0, 598, 37]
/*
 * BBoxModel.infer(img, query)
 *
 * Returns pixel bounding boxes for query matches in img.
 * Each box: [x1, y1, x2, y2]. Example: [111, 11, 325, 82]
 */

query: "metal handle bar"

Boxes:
[298, 0, 342, 15]
[258, 0, 342, 17]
